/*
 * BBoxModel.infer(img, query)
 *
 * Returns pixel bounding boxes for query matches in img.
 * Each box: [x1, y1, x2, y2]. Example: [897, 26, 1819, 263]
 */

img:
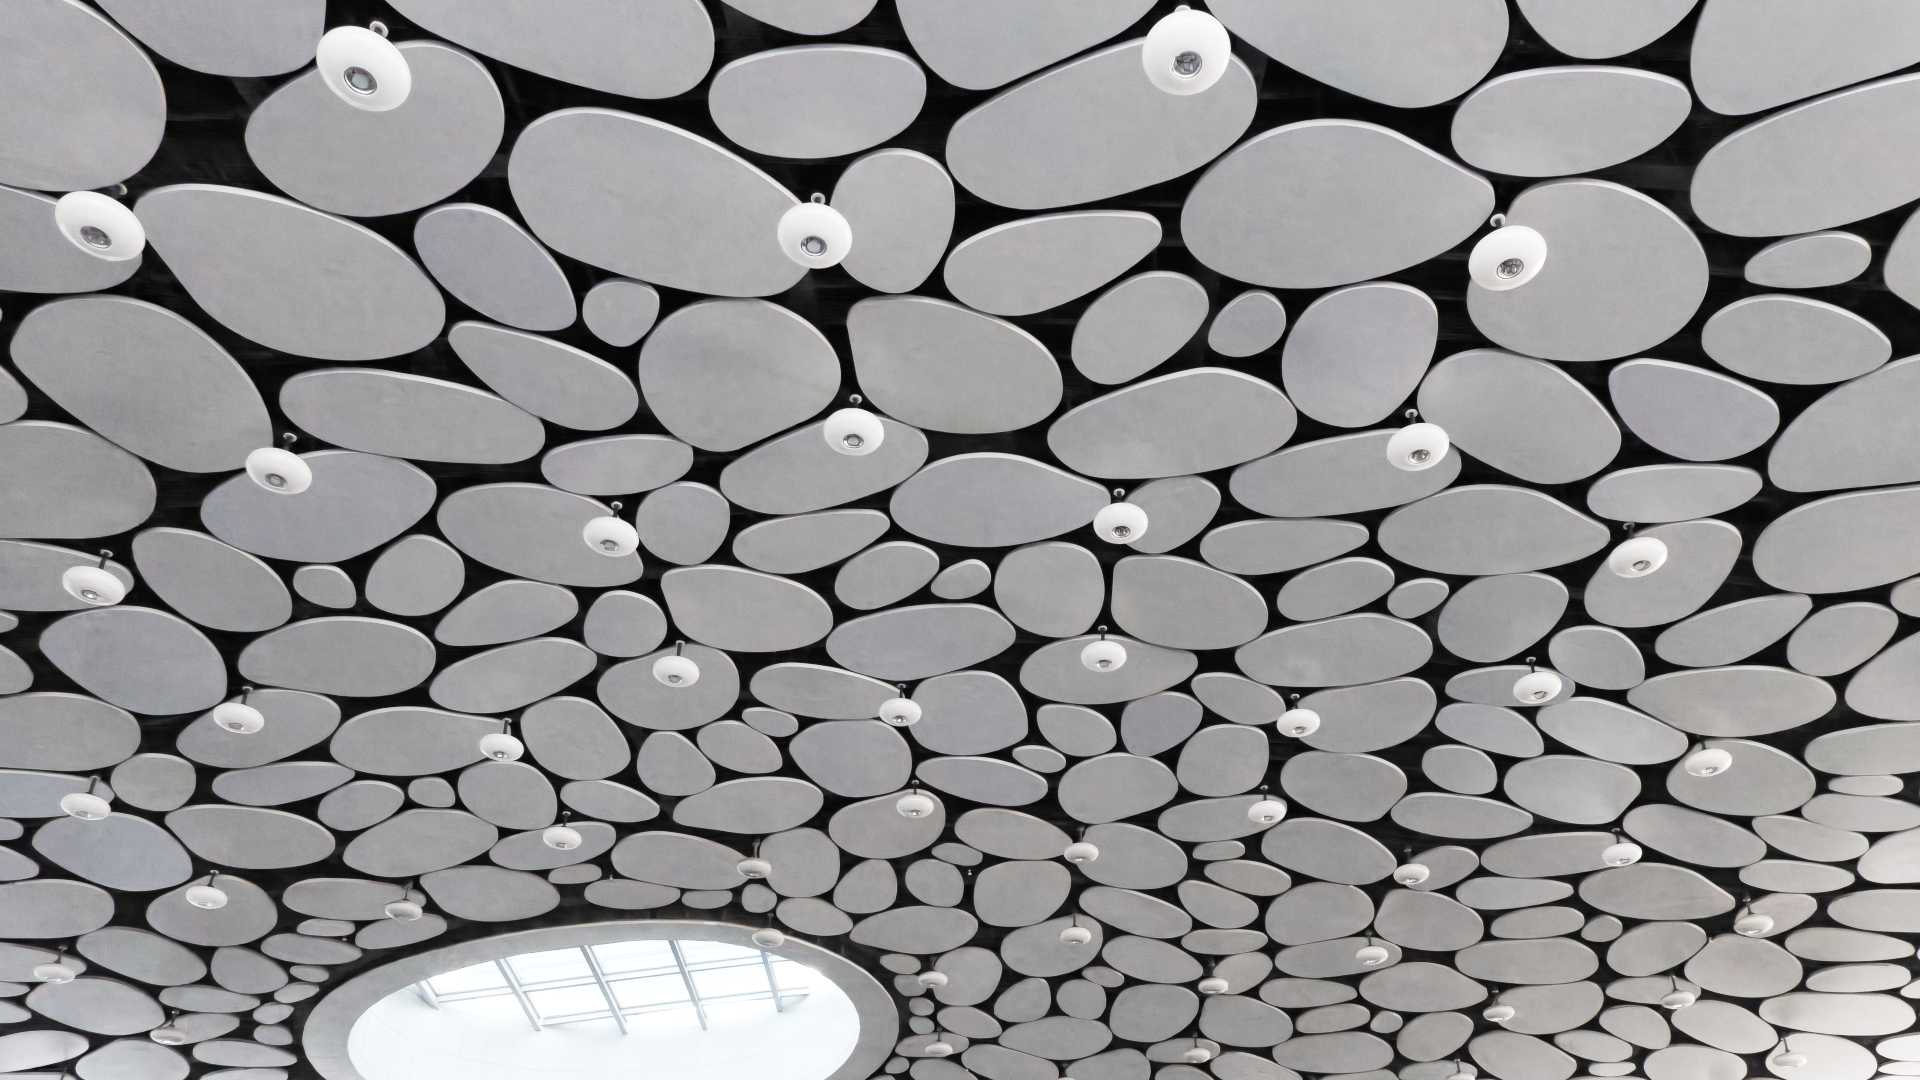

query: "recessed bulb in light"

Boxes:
[316, 25, 412, 111]
[478, 722, 523, 762]
[1469, 223, 1547, 291]
[1608, 535, 1668, 578]
[1246, 798, 1286, 826]
[1387, 421, 1449, 471]
[1142, 5, 1230, 95]
[779, 194, 851, 269]
[583, 505, 638, 557]
[245, 445, 312, 495]
[61, 555, 125, 607]
[1197, 976, 1228, 996]
[54, 191, 144, 261]
[653, 645, 700, 688]
[1602, 839, 1642, 867]
[896, 791, 936, 819]
[1063, 840, 1100, 864]
[1393, 861, 1430, 886]
[823, 404, 884, 455]
[751, 927, 785, 949]
[1512, 668, 1563, 705]
[1278, 707, 1320, 738]
[1080, 637, 1127, 673]
[1093, 500, 1149, 544]
[737, 856, 772, 880]
[1684, 745, 1732, 778]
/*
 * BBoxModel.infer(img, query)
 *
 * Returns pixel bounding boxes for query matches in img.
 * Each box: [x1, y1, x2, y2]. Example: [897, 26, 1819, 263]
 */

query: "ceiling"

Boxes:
[3, 2, 1920, 1080]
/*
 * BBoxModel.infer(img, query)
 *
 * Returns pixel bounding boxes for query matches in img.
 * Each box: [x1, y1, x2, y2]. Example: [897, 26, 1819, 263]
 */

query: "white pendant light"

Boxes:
[1482, 998, 1515, 1024]
[54, 190, 144, 261]
[1660, 977, 1697, 1010]
[751, 926, 785, 949]
[1278, 697, 1320, 738]
[1197, 975, 1229, 996]
[184, 872, 229, 910]
[1393, 861, 1431, 886]
[1387, 412, 1450, 471]
[1355, 939, 1390, 967]
[1601, 833, 1642, 867]
[653, 641, 700, 687]
[779, 194, 852, 269]
[896, 788, 936, 819]
[823, 395, 884, 455]
[542, 813, 583, 851]
[1734, 907, 1774, 937]
[1080, 628, 1127, 672]
[916, 970, 948, 990]
[1684, 743, 1733, 778]
[1142, 5, 1231, 95]
[61, 549, 125, 607]
[1608, 533, 1668, 578]
[1468, 217, 1547, 291]
[1771, 1038, 1806, 1070]
[384, 892, 424, 922]
[583, 501, 639, 557]
[60, 776, 111, 821]
[1064, 839, 1100, 864]
[1446, 1062, 1476, 1080]
[1057, 918, 1093, 946]
[246, 435, 312, 495]
[478, 718, 524, 762]
[149, 1012, 188, 1046]
[213, 687, 265, 735]
[1246, 796, 1287, 826]
[923, 1037, 954, 1058]
[32, 949, 77, 984]
[1512, 659, 1563, 705]
[879, 686, 921, 727]
[1093, 493, 1149, 544]
[737, 854, 772, 880]
[1181, 1042, 1213, 1065]
[316, 24, 412, 111]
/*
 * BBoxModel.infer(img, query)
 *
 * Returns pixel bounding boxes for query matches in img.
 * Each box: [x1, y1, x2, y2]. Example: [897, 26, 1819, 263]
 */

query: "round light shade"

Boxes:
[245, 446, 313, 495]
[1063, 840, 1100, 864]
[478, 731, 524, 762]
[1661, 988, 1697, 1010]
[1387, 422, 1450, 471]
[1483, 1003, 1515, 1024]
[316, 26, 412, 111]
[1734, 911, 1775, 937]
[878, 696, 921, 727]
[1512, 669, 1564, 705]
[185, 883, 229, 910]
[915, 970, 948, 989]
[1468, 224, 1547, 291]
[54, 190, 145, 261]
[1609, 535, 1669, 578]
[1181, 1046, 1213, 1065]
[778, 200, 852, 269]
[1279, 707, 1321, 738]
[214, 700, 265, 735]
[1602, 840, 1643, 867]
[1057, 925, 1092, 946]
[736, 856, 772, 880]
[750, 927, 786, 949]
[542, 824, 583, 851]
[62, 564, 126, 607]
[1356, 944, 1391, 967]
[1393, 861, 1431, 886]
[1246, 798, 1287, 826]
[32, 960, 77, 984]
[1080, 639, 1127, 672]
[59, 790, 111, 821]
[1142, 6, 1231, 95]
[384, 898, 423, 921]
[653, 653, 701, 687]
[1685, 746, 1733, 777]
[149, 1023, 188, 1046]
[582, 514, 639, 557]
[895, 791, 936, 819]
[823, 407, 884, 455]
[1197, 976, 1229, 995]
[1093, 501, 1149, 544]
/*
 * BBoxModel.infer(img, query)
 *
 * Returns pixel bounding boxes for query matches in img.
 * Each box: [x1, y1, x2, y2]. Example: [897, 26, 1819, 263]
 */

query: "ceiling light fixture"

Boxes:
[149, 1011, 187, 1046]
[1355, 937, 1390, 967]
[1080, 627, 1127, 673]
[1142, 5, 1230, 95]
[384, 886, 424, 922]
[653, 640, 700, 687]
[896, 787, 936, 819]
[59, 776, 111, 821]
[184, 872, 229, 910]
[1469, 213, 1547, 291]
[823, 394, 884, 455]
[1601, 832, 1643, 867]
[878, 684, 921, 726]
[1393, 858, 1431, 886]
[1511, 658, 1562, 705]
[316, 23, 412, 111]
[1684, 742, 1733, 778]
[1733, 904, 1774, 937]
[1388, 409, 1450, 471]
[1180, 1039, 1213, 1065]
[1771, 1038, 1806, 1070]
[779, 193, 851, 269]
[915, 969, 948, 990]
[751, 925, 785, 949]
[1660, 975, 1697, 1010]
[1058, 915, 1093, 946]
[213, 686, 264, 735]
[1197, 972, 1229, 996]
[32, 948, 77, 984]
[1064, 832, 1100, 865]
[54, 190, 145, 261]
[542, 812, 583, 851]
[582, 500, 639, 557]
[245, 433, 312, 495]
[61, 549, 125, 607]
[1278, 694, 1320, 738]
[1608, 529, 1669, 578]
[1246, 792, 1287, 826]
[1093, 489, 1149, 544]
[477, 718, 523, 762]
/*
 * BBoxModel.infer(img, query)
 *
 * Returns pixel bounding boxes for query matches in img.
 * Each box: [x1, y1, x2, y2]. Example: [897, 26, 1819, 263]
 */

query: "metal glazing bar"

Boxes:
[579, 946, 630, 1035]
[759, 951, 785, 1013]
[666, 940, 709, 1031]
[494, 958, 544, 1031]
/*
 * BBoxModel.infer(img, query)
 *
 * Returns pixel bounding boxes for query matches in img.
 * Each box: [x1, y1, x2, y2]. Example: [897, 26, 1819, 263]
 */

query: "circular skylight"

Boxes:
[349, 938, 858, 1080]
